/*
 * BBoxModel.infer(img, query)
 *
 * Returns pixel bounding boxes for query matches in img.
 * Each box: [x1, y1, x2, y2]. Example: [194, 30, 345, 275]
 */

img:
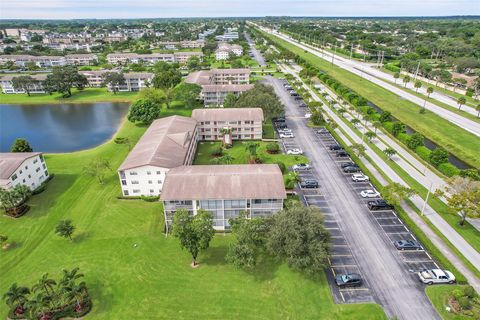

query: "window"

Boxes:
[150, 189, 154, 193]
[129, 171, 137, 175]
[36, 167, 40, 172]
[11, 174, 18, 181]
[131, 181, 139, 184]
[23, 179, 26, 183]
[45, 170, 49, 177]
[133, 189, 140, 194]
[25, 166, 28, 170]
[40, 155, 44, 162]
[123, 190, 129, 196]
[147, 171, 151, 175]
[158, 180, 162, 184]
[148, 180, 152, 184]
[33, 159, 38, 164]
[156, 171, 161, 175]
[42, 164, 46, 169]
[28, 174, 31, 178]
[121, 180, 127, 186]
[19, 170, 23, 174]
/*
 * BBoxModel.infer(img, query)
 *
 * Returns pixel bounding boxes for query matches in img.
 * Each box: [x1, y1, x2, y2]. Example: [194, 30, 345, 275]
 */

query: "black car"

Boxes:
[275, 123, 288, 129]
[335, 273, 362, 287]
[343, 166, 360, 173]
[329, 144, 343, 151]
[273, 117, 286, 123]
[316, 128, 329, 134]
[300, 179, 319, 188]
[294, 96, 303, 101]
[299, 103, 308, 108]
[340, 162, 357, 168]
[368, 199, 394, 211]
[336, 151, 350, 157]
[394, 240, 422, 251]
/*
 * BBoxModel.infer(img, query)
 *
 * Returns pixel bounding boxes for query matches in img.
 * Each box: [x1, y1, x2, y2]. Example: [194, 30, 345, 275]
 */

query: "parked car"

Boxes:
[340, 162, 357, 168]
[417, 269, 455, 285]
[367, 199, 394, 210]
[316, 128, 329, 134]
[273, 117, 286, 123]
[336, 151, 350, 157]
[352, 173, 369, 182]
[279, 132, 294, 138]
[299, 103, 308, 108]
[300, 179, 319, 188]
[360, 189, 380, 198]
[304, 113, 312, 119]
[287, 148, 303, 155]
[394, 240, 422, 251]
[329, 144, 343, 151]
[293, 163, 310, 171]
[275, 122, 288, 129]
[335, 273, 362, 287]
[277, 128, 292, 134]
[343, 166, 360, 173]
[290, 92, 299, 97]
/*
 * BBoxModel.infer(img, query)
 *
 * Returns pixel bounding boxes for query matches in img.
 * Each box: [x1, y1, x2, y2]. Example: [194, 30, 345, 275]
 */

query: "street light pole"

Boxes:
[421, 182, 433, 216]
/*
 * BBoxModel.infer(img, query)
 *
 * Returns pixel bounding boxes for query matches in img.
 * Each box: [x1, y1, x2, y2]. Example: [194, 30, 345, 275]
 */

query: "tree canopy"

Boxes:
[127, 99, 161, 125]
[232, 83, 284, 120]
[43, 65, 88, 97]
[10, 138, 33, 152]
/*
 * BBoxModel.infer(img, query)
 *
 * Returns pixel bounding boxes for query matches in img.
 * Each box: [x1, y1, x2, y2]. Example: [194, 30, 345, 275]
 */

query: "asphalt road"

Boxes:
[256, 25, 480, 137]
[264, 75, 440, 320]
[244, 32, 266, 67]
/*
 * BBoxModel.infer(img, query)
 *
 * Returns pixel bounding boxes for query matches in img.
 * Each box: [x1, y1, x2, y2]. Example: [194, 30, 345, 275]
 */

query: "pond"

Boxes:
[0, 102, 130, 153]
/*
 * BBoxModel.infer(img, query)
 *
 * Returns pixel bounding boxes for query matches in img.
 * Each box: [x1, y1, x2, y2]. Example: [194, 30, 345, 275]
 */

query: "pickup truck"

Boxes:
[417, 269, 455, 285]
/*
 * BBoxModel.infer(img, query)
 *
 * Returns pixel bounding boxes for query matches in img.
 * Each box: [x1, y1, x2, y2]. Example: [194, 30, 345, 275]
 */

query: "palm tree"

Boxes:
[372, 121, 381, 134]
[69, 282, 88, 312]
[59, 268, 84, 288]
[393, 72, 400, 84]
[350, 118, 361, 126]
[338, 108, 347, 117]
[32, 273, 57, 297]
[402, 75, 411, 87]
[383, 147, 397, 160]
[457, 97, 466, 111]
[365, 131, 376, 142]
[426, 86, 434, 98]
[414, 80, 422, 92]
[3, 283, 30, 313]
[351, 143, 366, 157]
[55, 220, 75, 241]
[244, 142, 259, 158]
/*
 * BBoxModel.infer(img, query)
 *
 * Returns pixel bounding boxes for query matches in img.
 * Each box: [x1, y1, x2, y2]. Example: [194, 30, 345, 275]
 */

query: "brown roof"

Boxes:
[192, 108, 264, 122]
[160, 164, 286, 200]
[0, 74, 47, 81]
[0, 152, 42, 185]
[202, 84, 253, 93]
[118, 116, 197, 171]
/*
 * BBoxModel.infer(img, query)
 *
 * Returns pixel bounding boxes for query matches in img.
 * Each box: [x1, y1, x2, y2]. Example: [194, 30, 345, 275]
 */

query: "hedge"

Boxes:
[385, 63, 401, 73]
[397, 133, 411, 145]
[438, 163, 461, 177]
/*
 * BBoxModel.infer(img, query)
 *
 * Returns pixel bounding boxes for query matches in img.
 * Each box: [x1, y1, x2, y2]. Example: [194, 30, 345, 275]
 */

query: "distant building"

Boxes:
[80, 70, 111, 87]
[106, 52, 203, 65]
[117, 116, 198, 197]
[0, 54, 97, 68]
[215, 43, 243, 60]
[215, 31, 239, 42]
[108, 72, 154, 92]
[192, 108, 263, 140]
[173, 51, 204, 64]
[0, 74, 47, 94]
[65, 54, 98, 66]
[0, 152, 49, 190]
[161, 164, 286, 231]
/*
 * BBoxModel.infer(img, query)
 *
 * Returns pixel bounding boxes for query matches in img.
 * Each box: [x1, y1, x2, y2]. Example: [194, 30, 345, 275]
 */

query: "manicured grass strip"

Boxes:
[262, 122, 276, 139]
[260, 30, 480, 168]
[0, 87, 138, 104]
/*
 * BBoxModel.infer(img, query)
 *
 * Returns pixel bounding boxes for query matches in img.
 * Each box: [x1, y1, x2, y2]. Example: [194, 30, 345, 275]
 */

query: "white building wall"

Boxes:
[119, 165, 169, 197]
[6, 155, 49, 190]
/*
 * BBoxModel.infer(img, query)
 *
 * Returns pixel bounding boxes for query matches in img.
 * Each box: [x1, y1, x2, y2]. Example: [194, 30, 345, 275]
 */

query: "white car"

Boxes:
[287, 148, 303, 155]
[292, 163, 310, 171]
[360, 189, 380, 198]
[304, 113, 312, 119]
[278, 128, 292, 134]
[418, 269, 455, 285]
[351, 173, 369, 182]
[280, 132, 294, 138]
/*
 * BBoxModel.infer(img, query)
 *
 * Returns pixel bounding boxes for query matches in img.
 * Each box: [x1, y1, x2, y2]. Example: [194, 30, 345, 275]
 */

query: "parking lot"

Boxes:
[267, 74, 441, 319]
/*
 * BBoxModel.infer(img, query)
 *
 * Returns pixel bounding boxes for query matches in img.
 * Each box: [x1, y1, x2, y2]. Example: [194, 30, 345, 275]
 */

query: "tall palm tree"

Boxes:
[372, 121, 382, 134]
[457, 97, 466, 111]
[3, 283, 30, 310]
[32, 273, 57, 297]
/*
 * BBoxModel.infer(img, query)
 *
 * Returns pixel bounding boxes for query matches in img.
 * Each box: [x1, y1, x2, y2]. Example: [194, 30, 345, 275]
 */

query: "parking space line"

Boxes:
[338, 288, 370, 292]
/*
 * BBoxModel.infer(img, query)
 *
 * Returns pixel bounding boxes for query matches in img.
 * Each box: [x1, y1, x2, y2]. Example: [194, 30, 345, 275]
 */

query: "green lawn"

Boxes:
[426, 286, 475, 320]
[0, 119, 385, 319]
[193, 140, 308, 167]
[261, 30, 480, 168]
[262, 122, 275, 139]
[0, 87, 138, 104]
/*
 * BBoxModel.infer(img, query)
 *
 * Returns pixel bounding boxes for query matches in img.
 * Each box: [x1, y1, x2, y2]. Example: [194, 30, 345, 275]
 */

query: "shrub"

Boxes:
[397, 133, 411, 145]
[385, 63, 401, 73]
[452, 289, 464, 299]
[429, 148, 449, 167]
[383, 121, 394, 133]
[463, 286, 476, 299]
[114, 137, 129, 144]
[141, 195, 159, 202]
[391, 122, 406, 137]
[407, 133, 424, 150]
[415, 146, 432, 162]
[458, 296, 472, 310]
[210, 146, 223, 157]
[266, 142, 280, 154]
[438, 163, 461, 177]
[275, 161, 287, 174]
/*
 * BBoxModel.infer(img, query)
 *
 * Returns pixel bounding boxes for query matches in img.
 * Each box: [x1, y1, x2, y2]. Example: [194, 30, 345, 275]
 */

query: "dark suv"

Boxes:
[336, 151, 350, 157]
[329, 144, 343, 151]
[335, 273, 362, 287]
[368, 200, 394, 211]
[340, 162, 357, 168]
[343, 166, 360, 173]
[300, 179, 319, 188]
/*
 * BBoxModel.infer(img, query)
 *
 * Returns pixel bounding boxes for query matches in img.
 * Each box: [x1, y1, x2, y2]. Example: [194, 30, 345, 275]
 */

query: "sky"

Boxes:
[1, 0, 479, 19]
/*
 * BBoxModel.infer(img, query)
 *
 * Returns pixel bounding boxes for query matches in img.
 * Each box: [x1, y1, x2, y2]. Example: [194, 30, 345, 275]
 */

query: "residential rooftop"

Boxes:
[160, 164, 286, 201]
[0, 152, 42, 184]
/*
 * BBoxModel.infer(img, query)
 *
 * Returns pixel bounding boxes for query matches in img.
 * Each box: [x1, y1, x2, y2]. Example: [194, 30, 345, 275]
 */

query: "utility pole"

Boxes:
[331, 42, 336, 65]
[350, 43, 353, 59]
[414, 61, 421, 80]
[421, 182, 433, 216]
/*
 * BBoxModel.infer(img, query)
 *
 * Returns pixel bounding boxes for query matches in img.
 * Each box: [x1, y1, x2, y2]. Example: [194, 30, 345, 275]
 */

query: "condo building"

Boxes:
[0, 153, 49, 190]
[161, 164, 286, 231]
[0, 74, 47, 94]
[106, 52, 203, 65]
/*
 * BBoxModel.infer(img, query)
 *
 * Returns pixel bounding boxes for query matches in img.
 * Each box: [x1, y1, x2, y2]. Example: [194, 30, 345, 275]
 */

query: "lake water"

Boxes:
[0, 102, 130, 153]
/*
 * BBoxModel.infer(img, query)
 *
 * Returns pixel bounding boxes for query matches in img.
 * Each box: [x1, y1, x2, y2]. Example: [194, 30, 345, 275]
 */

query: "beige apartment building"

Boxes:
[192, 108, 263, 140]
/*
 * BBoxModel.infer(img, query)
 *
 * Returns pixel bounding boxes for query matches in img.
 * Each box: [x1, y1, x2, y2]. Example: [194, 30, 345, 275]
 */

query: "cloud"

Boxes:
[1, 0, 479, 19]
